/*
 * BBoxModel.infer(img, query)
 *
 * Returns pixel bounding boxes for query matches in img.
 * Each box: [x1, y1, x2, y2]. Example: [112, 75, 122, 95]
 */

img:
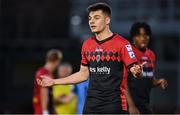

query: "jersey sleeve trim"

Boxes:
[81, 63, 89, 66]
[127, 61, 137, 69]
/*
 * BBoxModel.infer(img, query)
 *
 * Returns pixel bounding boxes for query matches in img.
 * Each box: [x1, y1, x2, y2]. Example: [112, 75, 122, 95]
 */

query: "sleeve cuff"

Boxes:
[81, 63, 89, 66]
[127, 62, 137, 70]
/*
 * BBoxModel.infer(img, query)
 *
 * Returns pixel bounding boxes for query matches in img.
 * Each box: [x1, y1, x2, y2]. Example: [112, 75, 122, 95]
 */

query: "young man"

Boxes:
[37, 3, 144, 114]
[33, 49, 63, 115]
[127, 22, 168, 114]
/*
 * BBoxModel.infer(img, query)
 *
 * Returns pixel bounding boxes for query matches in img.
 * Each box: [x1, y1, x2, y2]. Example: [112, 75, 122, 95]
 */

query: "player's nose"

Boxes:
[89, 20, 95, 25]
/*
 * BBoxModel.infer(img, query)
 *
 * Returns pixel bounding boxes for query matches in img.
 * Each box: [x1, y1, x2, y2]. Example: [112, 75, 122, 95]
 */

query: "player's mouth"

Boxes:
[141, 43, 147, 48]
[90, 26, 96, 29]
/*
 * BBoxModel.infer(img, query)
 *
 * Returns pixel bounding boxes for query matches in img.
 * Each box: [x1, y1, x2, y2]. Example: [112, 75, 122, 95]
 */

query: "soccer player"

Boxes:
[127, 22, 168, 114]
[33, 49, 63, 115]
[52, 63, 77, 114]
[37, 3, 144, 114]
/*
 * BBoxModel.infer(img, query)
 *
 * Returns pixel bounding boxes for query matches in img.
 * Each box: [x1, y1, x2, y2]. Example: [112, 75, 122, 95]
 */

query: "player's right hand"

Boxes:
[36, 75, 54, 87]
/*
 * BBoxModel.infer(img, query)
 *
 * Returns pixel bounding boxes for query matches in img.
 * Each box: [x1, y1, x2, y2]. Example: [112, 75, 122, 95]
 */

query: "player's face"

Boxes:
[134, 28, 150, 50]
[58, 66, 71, 78]
[88, 10, 110, 33]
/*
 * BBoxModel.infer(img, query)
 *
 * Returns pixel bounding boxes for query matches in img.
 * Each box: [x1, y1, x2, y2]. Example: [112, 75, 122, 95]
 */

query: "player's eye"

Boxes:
[94, 16, 100, 20]
[88, 16, 92, 20]
[95, 17, 100, 20]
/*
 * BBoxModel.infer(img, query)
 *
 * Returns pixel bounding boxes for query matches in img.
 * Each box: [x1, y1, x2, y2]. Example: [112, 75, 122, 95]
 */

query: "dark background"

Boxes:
[0, 0, 180, 114]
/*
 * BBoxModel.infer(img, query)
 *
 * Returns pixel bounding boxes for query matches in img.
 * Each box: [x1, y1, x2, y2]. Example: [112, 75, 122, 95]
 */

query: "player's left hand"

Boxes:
[130, 62, 146, 78]
[158, 78, 168, 90]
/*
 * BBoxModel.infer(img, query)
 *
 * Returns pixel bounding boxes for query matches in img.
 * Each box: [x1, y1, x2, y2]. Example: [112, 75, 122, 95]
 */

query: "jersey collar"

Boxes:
[94, 33, 116, 44]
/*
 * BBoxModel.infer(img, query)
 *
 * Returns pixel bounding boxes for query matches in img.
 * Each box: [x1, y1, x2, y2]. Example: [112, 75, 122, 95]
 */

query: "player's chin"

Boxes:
[91, 29, 99, 33]
[140, 45, 147, 50]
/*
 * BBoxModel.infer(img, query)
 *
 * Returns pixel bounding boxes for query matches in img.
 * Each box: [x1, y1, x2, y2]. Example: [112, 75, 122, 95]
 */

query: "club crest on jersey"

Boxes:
[96, 54, 101, 62]
[95, 47, 103, 62]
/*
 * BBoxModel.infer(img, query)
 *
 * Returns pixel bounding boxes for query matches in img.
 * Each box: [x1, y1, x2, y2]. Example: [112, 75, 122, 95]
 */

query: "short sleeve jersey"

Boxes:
[33, 67, 53, 114]
[81, 33, 137, 113]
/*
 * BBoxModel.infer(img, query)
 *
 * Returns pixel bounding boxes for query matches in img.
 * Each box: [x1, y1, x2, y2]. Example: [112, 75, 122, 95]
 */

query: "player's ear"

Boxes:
[105, 16, 110, 25]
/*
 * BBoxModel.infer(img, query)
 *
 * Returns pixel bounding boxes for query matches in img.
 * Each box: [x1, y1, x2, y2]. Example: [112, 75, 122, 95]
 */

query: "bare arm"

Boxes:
[66, 92, 76, 102]
[126, 85, 136, 108]
[126, 85, 139, 114]
[54, 91, 76, 105]
[54, 65, 89, 85]
[40, 87, 49, 113]
[152, 78, 161, 86]
[37, 65, 89, 87]
[152, 78, 168, 89]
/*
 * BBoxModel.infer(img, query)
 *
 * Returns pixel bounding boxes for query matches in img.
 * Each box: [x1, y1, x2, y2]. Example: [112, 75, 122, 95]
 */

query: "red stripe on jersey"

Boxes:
[120, 66, 128, 111]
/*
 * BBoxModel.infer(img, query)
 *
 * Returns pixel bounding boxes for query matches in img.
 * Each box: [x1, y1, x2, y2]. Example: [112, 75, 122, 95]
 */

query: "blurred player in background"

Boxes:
[33, 49, 62, 115]
[126, 22, 168, 114]
[52, 63, 77, 114]
[37, 3, 145, 114]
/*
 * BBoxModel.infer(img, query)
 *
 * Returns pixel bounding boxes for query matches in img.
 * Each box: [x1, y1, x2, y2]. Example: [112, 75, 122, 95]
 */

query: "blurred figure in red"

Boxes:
[126, 22, 168, 114]
[33, 49, 63, 115]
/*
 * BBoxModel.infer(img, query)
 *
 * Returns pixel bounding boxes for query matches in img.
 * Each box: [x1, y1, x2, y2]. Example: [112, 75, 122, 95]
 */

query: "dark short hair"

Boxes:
[130, 22, 152, 38]
[87, 2, 112, 17]
[46, 49, 63, 62]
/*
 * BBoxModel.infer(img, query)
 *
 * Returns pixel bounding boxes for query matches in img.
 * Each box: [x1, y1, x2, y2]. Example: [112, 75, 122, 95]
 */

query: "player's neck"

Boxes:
[44, 63, 54, 73]
[95, 28, 113, 41]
